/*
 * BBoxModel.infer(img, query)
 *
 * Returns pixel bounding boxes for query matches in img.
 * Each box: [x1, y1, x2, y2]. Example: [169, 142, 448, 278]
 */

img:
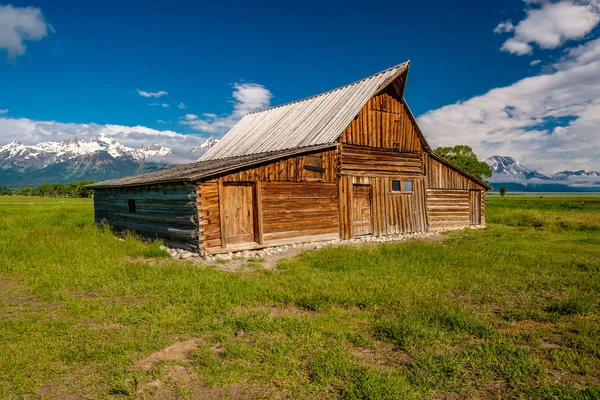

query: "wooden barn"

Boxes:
[88, 61, 491, 255]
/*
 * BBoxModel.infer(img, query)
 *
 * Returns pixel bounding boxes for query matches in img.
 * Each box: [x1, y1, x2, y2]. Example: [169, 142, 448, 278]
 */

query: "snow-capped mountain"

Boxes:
[485, 156, 551, 181]
[189, 137, 219, 158]
[553, 170, 600, 181]
[0, 134, 220, 186]
[0, 134, 173, 172]
[484, 155, 600, 192]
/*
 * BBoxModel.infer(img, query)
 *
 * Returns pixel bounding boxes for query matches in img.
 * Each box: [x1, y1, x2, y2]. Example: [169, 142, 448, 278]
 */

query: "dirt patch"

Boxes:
[135, 339, 200, 371]
[353, 341, 413, 371]
[498, 319, 554, 334]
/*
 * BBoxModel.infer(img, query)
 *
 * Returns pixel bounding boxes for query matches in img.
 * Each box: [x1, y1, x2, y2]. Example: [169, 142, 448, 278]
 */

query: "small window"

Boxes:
[304, 155, 325, 180]
[391, 180, 413, 193]
[128, 199, 136, 213]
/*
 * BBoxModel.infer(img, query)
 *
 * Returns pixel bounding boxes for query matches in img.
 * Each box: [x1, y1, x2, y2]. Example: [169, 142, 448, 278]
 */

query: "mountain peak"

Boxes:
[485, 155, 551, 181]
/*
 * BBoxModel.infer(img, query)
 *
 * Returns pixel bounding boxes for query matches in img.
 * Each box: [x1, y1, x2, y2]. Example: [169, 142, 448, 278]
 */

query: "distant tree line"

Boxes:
[0, 180, 96, 198]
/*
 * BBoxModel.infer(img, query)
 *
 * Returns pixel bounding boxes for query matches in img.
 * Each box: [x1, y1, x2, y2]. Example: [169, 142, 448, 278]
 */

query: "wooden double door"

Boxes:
[222, 183, 258, 246]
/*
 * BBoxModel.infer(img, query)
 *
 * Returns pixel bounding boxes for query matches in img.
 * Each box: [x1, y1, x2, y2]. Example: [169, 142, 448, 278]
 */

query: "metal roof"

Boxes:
[201, 61, 410, 161]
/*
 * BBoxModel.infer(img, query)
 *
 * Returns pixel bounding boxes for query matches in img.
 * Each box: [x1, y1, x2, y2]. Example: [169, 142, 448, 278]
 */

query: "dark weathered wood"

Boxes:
[93, 183, 199, 249]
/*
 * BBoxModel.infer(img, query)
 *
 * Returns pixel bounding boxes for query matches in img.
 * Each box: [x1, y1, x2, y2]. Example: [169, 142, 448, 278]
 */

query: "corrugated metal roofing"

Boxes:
[201, 61, 410, 161]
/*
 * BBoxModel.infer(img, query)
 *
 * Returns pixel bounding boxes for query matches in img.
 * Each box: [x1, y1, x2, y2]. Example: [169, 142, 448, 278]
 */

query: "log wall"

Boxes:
[340, 87, 422, 152]
[340, 144, 423, 177]
[424, 154, 486, 229]
[93, 183, 199, 250]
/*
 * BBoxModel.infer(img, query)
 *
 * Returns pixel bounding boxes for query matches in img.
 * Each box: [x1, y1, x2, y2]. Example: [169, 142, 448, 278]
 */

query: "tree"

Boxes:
[0, 186, 13, 196]
[500, 186, 507, 198]
[434, 145, 492, 181]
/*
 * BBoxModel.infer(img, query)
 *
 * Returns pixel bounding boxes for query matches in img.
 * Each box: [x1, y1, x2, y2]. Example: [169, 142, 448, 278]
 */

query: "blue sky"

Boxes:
[1, 0, 600, 172]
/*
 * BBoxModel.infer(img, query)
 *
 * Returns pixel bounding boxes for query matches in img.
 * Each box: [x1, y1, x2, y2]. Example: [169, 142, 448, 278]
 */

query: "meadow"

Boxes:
[0, 195, 599, 399]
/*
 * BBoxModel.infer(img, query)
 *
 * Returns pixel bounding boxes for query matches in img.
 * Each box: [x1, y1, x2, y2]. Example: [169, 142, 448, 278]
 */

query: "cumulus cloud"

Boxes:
[0, 117, 209, 163]
[137, 89, 168, 98]
[178, 102, 186, 109]
[156, 119, 170, 124]
[530, 59, 542, 66]
[181, 83, 273, 134]
[0, 4, 52, 62]
[0, 109, 7, 114]
[494, 20, 514, 34]
[496, 1, 600, 55]
[417, 36, 600, 174]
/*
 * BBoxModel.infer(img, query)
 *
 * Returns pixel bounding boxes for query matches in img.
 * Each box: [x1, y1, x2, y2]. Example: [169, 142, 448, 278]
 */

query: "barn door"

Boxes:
[222, 183, 256, 245]
[469, 190, 482, 225]
[352, 184, 373, 236]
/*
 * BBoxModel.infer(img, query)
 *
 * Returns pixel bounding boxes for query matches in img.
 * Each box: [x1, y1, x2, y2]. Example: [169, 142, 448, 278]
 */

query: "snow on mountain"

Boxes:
[485, 156, 551, 181]
[553, 170, 600, 180]
[134, 143, 173, 160]
[188, 137, 219, 158]
[0, 135, 174, 172]
[484, 155, 600, 191]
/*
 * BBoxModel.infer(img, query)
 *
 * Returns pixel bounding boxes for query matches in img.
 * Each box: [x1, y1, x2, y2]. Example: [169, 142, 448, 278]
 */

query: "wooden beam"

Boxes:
[255, 180, 264, 244]
[218, 179, 227, 249]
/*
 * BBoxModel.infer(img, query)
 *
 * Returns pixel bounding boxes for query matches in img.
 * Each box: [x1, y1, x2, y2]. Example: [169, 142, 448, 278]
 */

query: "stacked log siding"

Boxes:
[93, 184, 199, 250]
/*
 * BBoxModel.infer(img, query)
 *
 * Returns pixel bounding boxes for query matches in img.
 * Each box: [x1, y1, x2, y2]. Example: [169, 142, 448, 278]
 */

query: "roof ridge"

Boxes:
[245, 61, 410, 116]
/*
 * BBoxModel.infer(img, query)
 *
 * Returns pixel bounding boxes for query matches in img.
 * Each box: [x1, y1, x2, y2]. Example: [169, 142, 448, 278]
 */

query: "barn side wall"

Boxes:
[93, 183, 199, 250]
[338, 145, 428, 239]
[424, 154, 486, 229]
[197, 149, 339, 255]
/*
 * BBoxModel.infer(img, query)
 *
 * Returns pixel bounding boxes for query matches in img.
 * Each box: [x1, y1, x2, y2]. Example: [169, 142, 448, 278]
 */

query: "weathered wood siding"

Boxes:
[340, 145, 423, 177]
[217, 149, 337, 183]
[424, 154, 486, 229]
[340, 87, 422, 152]
[261, 182, 339, 243]
[198, 149, 340, 255]
[339, 175, 428, 239]
[93, 184, 199, 250]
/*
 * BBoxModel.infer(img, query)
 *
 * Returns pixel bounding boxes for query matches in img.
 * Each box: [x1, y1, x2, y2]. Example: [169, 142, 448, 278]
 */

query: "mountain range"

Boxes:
[484, 156, 600, 192]
[0, 134, 218, 187]
[1, 136, 598, 192]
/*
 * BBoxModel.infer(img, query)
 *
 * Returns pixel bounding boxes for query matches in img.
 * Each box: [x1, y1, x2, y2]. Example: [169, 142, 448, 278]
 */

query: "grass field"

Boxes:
[0, 195, 599, 399]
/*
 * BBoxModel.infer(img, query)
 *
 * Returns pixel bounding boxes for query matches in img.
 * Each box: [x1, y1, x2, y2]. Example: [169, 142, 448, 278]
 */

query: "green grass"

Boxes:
[0, 195, 599, 398]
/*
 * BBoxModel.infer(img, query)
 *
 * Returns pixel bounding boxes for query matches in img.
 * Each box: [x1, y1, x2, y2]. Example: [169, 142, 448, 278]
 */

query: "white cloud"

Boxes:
[156, 119, 170, 124]
[494, 20, 514, 34]
[0, 117, 209, 163]
[162, 103, 169, 108]
[137, 89, 168, 98]
[530, 59, 542, 66]
[0, 109, 7, 114]
[148, 103, 170, 108]
[178, 103, 186, 110]
[502, 38, 533, 55]
[497, 1, 600, 55]
[0, 5, 52, 62]
[417, 36, 600, 174]
[181, 83, 273, 134]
